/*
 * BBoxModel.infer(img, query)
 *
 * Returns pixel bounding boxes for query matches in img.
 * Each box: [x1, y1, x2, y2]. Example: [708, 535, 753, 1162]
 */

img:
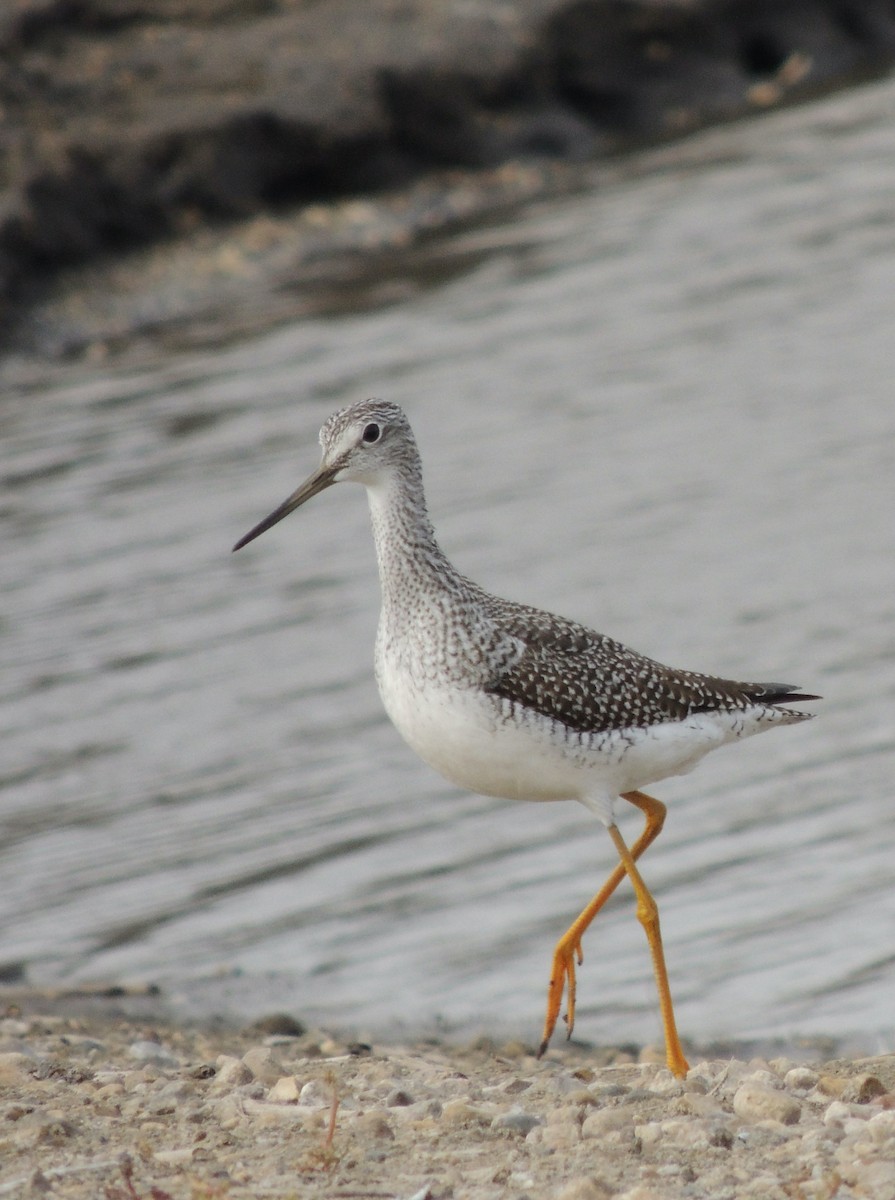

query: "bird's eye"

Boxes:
[362, 422, 381, 444]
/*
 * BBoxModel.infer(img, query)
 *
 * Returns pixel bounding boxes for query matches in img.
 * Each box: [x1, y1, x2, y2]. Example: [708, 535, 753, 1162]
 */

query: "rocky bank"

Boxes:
[4, 0, 895, 354]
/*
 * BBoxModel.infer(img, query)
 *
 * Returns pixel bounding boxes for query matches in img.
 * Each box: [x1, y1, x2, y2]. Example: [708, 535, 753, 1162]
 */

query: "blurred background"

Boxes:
[2, 1, 895, 1057]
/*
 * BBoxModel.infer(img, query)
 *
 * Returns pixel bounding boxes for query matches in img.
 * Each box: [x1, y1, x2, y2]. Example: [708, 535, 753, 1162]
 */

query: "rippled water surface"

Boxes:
[3, 77, 895, 1053]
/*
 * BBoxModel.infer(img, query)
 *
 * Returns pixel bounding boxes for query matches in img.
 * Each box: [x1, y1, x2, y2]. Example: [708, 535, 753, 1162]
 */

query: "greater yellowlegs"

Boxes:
[233, 400, 818, 1076]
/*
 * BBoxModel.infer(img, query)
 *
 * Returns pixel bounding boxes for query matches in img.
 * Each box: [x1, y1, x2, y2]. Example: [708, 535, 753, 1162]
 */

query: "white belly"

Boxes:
[376, 654, 771, 810]
[376, 662, 585, 801]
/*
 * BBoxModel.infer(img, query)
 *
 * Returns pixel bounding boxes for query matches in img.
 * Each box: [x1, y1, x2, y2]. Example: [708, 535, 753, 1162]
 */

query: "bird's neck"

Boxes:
[365, 465, 459, 607]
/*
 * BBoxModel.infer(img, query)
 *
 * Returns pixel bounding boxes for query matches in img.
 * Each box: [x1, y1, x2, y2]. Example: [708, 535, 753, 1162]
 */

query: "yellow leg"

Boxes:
[538, 791, 689, 1078]
[538, 791, 665, 1057]
[606, 821, 689, 1078]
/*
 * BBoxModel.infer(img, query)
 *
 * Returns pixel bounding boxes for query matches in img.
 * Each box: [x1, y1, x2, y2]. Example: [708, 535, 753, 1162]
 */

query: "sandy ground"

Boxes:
[2, 996, 894, 1200]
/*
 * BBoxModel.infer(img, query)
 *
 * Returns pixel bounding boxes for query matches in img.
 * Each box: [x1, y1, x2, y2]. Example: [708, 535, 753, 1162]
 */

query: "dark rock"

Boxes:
[248, 1012, 306, 1038]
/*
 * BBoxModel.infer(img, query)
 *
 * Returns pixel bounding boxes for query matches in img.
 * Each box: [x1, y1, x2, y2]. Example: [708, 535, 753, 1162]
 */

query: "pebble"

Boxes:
[211, 1055, 253, 1088]
[242, 1044, 289, 1085]
[733, 1080, 802, 1125]
[581, 1107, 634, 1139]
[0, 1051, 35, 1084]
[784, 1066, 819, 1091]
[268, 1074, 300, 1102]
[648, 1069, 685, 1097]
[128, 1039, 179, 1067]
[491, 1107, 542, 1135]
[842, 1073, 887, 1104]
[535, 1121, 581, 1150]
[636, 1116, 722, 1150]
[298, 1078, 333, 1106]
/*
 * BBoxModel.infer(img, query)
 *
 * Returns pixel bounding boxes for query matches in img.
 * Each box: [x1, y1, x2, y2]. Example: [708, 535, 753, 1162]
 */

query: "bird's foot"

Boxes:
[536, 937, 583, 1058]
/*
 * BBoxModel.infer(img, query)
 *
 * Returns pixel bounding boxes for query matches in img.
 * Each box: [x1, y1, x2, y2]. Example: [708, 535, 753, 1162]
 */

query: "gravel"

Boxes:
[1, 1010, 894, 1199]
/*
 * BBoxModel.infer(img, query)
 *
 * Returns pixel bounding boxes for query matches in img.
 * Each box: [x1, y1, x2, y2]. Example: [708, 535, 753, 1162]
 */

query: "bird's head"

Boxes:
[232, 399, 414, 551]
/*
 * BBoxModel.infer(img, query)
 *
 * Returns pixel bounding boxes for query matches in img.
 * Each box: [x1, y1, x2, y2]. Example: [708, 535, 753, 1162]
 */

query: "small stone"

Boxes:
[498, 1040, 531, 1059]
[491, 1108, 541, 1136]
[128, 1040, 178, 1068]
[867, 1110, 895, 1137]
[299, 1079, 333, 1106]
[842, 1074, 887, 1104]
[817, 1074, 848, 1097]
[268, 1075, 300, 1103]
[783, 1066, 819, 1092]
[502, 1077, 532, 1094]
[159, 1079, 193, 1100]
[0, 1052, 34, 1085]
[212, 1057, 253, 1088]
[823, 1100, 853, 1127]
[92, 1070, 124, 1086]
[242, 1046, 282, 1085]
[581, 1107, 634, 1139]
[212, 1095, 246, 1130]
[250, 1013, 306, 1038]
[733, 1081, 801, 1125]
[386, 1088, 414, 1106]
[659, 1116, 720, 1149]
[591, 1082, 628, 1098]
[649, 1069, 684, 1097]
[769, 1057, 797, 1076]
[538, 1121, 581, 1149]
[355, 1109, 394, 1139]
[635, 1120, 662, 1147]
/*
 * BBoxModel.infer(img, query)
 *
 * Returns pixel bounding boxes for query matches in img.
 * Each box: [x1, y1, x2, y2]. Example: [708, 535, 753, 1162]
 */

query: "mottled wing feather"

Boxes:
[481, 597, 815, 734]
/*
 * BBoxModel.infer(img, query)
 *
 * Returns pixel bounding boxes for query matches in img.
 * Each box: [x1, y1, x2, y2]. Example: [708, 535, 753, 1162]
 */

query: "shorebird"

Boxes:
[233, 400, 818, 1076]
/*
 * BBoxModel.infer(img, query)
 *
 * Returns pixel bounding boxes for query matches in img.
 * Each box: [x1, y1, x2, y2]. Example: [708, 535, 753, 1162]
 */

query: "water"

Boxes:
[3, 76, 895, 1054]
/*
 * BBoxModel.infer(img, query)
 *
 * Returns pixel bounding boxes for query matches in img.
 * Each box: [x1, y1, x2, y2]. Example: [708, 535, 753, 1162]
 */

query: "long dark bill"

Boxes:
[232, 464, 337, 551]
